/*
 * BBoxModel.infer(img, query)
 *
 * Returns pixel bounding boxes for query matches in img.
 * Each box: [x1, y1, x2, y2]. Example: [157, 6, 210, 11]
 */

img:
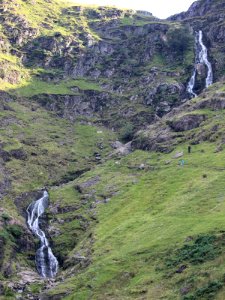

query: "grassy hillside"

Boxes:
[35, 85, 225, 299]
[45, 140, 225, 300]
[1, 0, 225, 299]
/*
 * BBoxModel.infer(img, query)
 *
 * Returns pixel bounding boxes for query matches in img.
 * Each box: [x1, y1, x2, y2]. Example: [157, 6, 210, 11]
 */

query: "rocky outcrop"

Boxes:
[169, 0, 216, 20]
[193, 94, 225, 110]
[0, 0, 39, 47]
[14, 190, 43, 216]
[168, 114, 206, 132]
[144, 82, 185, 116]
[111, 141, 132, 156]
[32, 91, 116, 121]
[75, 176, 100, 194]
[132, 84, 225, 153]
[169, 0, 225, 80]
[132, 121, 177, 153]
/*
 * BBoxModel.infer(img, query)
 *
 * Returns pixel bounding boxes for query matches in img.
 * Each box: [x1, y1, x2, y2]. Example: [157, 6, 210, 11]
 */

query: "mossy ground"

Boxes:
[7, 77, 102, 97]
[43, 139, 225, 299]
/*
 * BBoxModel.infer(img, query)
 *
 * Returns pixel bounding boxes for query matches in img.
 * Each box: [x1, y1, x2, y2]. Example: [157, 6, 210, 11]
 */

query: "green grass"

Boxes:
[6, 77, 102, 97]
[44, 142, 225, 299]
[0, 53, 19, 64]
[0, 99, 115, 197]
[120, 16, 155, 27]
[1, 1, 225, 299]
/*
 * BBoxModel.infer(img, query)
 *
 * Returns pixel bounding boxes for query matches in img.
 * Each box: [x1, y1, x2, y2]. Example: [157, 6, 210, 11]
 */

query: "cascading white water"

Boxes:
[187, 30, 213, 97]
[187, 69, 197, 98]
[198, 30, 213, 88]
[27, 191, 58, 278]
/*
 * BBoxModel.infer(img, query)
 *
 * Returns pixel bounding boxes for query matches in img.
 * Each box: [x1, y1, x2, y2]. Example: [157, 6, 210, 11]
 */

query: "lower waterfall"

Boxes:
[27, 191, 58, 278]
[187, 69, 197, 98]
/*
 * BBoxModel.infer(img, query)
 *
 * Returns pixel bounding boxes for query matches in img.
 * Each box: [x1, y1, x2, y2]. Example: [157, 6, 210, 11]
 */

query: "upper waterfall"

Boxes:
[198, 30, 213, 88]
[27, 191, 58, 278]
[187, 30, 213, 97]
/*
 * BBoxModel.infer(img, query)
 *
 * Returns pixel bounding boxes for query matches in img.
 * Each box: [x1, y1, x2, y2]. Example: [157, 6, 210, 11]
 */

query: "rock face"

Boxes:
[0, 0, 197, 132]
[194, 95, 225, 110]
[169, 0, 225, 81]
[133, 84, 225, 153]
[168, 114, 206, 132]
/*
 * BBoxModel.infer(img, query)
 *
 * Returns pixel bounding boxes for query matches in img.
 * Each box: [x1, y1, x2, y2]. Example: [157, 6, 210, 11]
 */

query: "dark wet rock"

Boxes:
[94, 152, 101, 161]
[0, 91, 14, 102]
[9, 148, 28, 160]
[17, 228, 35, 253]
[0, 165, 11, 199]
[0, 283, 4, 295]
[175, 265, 187, 274]
[14, 190, 43, 216]
[0, 149, 10, 162]
[168, 114, 206, 132]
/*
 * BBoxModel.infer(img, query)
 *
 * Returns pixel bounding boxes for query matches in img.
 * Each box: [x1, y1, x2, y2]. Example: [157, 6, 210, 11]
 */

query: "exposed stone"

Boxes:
[111, 141, 132, 156]
[175, 265, 187, 274]
[139, 163, 145, 170]
[194, 97, 225, 110]
[172, 151, 183, 159]
[75, 176, 100, 193]
[168, 114, 206, 132]
[9, 148, 28, 160]
[180, 286, 191, 296]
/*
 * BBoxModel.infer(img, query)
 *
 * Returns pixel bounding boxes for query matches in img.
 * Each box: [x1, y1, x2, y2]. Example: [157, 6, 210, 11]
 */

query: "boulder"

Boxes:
[111, 141, 132, 156]
[172, 152, 183, 159]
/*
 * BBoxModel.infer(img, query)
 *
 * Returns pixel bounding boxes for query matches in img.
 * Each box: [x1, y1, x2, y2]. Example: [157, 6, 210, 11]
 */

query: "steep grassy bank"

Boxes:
[43, 140, 225, 300]
[38, 86, 225, 299]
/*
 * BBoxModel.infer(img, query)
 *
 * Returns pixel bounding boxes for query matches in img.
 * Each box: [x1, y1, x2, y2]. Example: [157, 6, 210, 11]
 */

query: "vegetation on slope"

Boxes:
[44, 141, 225, 300]
[1, 0, 225, 299]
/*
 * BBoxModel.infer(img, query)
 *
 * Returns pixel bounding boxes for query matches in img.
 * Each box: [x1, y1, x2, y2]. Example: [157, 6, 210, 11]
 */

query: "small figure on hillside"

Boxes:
[180, 159, 185, 166]
[188, 145, 191, 154]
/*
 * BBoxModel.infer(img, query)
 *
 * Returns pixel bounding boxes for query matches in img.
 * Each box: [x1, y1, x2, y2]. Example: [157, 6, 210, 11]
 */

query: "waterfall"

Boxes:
[198, 30, 213, 88]
[187, 69, 197, 98]
[27, 191, 58, 278]
[187, 30, 213, 97]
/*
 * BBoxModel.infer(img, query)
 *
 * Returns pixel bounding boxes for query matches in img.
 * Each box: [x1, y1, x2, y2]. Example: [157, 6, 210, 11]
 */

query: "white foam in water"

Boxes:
[27, 191, 58, 278]
[187, 30, 213, 97]
[198, 30, 213, 88]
